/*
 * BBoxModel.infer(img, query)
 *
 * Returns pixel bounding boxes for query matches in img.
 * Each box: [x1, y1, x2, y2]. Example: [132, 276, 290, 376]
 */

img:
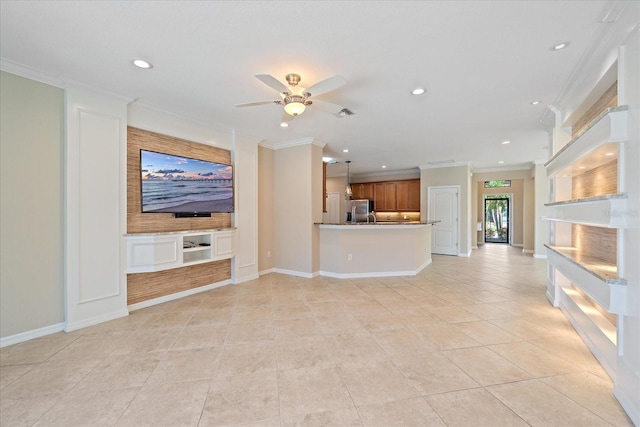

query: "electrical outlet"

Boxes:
[267, 250, 271, 258]
[347, 253, 353, 261]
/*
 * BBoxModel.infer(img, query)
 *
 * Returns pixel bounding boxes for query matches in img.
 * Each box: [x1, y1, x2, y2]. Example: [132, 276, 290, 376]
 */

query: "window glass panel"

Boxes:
[484, 180, 511, 188]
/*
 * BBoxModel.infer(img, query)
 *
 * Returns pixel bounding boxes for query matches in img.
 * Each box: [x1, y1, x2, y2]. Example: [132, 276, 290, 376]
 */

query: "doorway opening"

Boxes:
[484, 195, 510, 244]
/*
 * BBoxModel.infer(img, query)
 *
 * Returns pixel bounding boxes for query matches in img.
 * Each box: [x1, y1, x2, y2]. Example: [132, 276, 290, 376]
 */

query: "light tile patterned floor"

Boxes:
[0, 245, 633, 426]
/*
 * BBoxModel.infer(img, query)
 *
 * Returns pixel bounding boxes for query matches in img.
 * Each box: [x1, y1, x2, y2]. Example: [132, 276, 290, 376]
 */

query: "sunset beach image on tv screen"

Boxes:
[140, 150, 234, 213]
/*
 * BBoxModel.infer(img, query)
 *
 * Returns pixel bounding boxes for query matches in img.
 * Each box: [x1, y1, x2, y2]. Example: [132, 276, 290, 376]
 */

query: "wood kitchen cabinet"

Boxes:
[374, 182, 397, 211]
[397, 179, 420, 211]
[352, 179, 420, 212]
[352, 183, 374, 200]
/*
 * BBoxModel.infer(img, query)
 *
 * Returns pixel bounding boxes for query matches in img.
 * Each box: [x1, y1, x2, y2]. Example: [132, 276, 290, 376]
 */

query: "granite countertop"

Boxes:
[124, 227, 236, 237]
[545, 244, 622, 283]
[544, 193, 627, 206]
[316, 220, 440, 226]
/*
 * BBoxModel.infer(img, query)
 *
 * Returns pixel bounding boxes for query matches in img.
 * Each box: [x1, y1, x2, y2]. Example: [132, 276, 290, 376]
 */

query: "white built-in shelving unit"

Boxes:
[124, 228, 236, 273]
[544, 106, 630, 378]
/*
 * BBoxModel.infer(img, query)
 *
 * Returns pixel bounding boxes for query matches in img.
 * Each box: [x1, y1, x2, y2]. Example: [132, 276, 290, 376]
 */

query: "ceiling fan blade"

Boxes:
[255, 74, 290, 94]
[311, 99, 345, 114]
[304, 75, 346, 97]
[235, 100, 278, 108]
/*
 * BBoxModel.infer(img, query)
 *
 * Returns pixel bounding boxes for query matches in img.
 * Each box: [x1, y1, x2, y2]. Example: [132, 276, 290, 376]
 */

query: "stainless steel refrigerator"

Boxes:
[349, 199, 374, 223]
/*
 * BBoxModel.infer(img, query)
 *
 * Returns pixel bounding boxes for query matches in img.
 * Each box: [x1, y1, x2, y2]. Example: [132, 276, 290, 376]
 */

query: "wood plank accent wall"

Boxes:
[126, 127, 233, 304]
[572, 82, 618, 139]
[572, 159, 618, 199]
[127, 259, 231, 305]
[127, 127, 232, 233]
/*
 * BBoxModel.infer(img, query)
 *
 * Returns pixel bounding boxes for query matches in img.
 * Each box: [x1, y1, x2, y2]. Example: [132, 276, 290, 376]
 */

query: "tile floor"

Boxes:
[0, 245, 634, 426]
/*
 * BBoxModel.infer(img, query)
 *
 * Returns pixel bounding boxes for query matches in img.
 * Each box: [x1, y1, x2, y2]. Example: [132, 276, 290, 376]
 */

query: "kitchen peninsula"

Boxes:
[317, 221, 438, 278]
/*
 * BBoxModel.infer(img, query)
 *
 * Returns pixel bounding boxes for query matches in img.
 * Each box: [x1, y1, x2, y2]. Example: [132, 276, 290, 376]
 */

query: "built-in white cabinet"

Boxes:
[124, 228, 236, 273]
[544, 106, 630, 379]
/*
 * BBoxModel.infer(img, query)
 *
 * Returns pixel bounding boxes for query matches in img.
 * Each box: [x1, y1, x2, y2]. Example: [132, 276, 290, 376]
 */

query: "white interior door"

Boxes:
[428, 186, 459, 255]
[324, 192, 340, 224]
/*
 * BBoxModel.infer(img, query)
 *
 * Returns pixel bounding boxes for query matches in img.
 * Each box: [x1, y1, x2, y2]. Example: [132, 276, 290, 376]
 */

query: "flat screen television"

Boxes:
[140, 149, 234, 215]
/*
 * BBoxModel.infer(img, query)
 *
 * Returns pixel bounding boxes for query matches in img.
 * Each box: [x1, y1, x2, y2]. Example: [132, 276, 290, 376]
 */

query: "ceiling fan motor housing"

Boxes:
[285, 73, 301, 86]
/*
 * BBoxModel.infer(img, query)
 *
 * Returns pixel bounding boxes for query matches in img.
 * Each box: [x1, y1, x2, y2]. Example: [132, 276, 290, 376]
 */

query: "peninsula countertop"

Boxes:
[316, 220, 440, 230]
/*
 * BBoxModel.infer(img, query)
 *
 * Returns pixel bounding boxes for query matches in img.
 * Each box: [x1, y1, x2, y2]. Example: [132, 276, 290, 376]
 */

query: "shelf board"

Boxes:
[546, 106, 628, 177]
[546, 244, 627, 315]
[544, 194, 629, 228]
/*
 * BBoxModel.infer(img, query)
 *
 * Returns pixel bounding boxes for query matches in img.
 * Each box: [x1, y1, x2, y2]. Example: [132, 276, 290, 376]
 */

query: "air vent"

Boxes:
[337, 108, 355, 117]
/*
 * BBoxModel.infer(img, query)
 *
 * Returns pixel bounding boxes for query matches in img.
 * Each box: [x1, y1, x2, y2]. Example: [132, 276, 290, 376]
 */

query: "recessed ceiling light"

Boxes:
[604, 152, 615, 156]
[498, 160, 505, 164]
[343, 149, 349, 153]
[411, 88, 426, 95]
[501, 140, 511, 145]
[322, 156, 333, 162]
[530, 100, 541, 105]
[280, 122, 289, 128]
[550, 41, 570, 51]
[131, 58, 153, 69]
[381, 165, 387, 169]
[578, 165, 587, 169]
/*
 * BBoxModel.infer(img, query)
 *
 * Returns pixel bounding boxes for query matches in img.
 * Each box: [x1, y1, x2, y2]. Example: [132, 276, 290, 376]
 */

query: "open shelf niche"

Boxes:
[544, 83, 630, 378]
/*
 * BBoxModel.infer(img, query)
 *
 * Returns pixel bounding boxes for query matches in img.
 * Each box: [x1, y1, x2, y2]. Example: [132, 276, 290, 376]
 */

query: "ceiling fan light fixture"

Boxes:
[284, 101, 306, 116]
[345, 160, 353, 197]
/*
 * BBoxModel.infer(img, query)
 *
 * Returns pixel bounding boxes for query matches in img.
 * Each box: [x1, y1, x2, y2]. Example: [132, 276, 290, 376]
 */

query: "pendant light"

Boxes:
[345, 160, 353, 197]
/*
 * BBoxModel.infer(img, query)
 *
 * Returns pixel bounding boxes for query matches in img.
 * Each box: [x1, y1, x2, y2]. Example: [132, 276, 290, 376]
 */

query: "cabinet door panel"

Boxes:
[397, 180, 420, 211]
[384, 182, 397, 211]
[374, 183, 386, 211]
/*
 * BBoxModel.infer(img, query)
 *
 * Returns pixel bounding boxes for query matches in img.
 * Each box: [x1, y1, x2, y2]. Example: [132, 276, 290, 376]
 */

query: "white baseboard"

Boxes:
[614, 372, 640, 427]
[317, 258, 432, 279]
[512, 243, 523, 248]
[265, 258, 433, 280]
[533, 253, 548, 259]
[458, 249, 472, 257]
[1, 322, 65, 348]
[65, 309, 130, 333]
[232, 273, 259, 284]
[472, 246, 478, 250]
[259, 268, 275, 276]
[128, 279, 232, 312]
[272, 268, 317, 279]
[522, 249, 534, 254]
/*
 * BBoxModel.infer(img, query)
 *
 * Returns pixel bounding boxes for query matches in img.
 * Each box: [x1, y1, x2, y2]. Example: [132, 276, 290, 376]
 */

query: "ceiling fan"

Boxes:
[235, 73, 350, 123]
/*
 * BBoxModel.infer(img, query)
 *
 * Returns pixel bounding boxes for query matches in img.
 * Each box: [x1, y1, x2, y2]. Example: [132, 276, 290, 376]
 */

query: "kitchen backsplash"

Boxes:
[374, 212, 421, 222]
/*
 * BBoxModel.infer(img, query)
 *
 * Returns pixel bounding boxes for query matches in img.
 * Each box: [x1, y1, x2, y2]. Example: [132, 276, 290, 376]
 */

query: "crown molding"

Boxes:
[419, 161, 470, 170]
[472, 164, 533, 174]
[351, 167, 420, 181]
[1, 57, 64, 88]
[259, 137, 326, 150]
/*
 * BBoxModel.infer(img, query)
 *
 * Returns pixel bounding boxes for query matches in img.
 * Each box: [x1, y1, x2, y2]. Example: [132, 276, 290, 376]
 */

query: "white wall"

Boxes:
[614, 29, 640, 425]
[533, 162, 548, 257]
[64, 86, 129, 331]
[420, 164, 472, 255]
[0, 72, 65, 342]
[258, 146, 275, 273]
[270, 139, 324, 276]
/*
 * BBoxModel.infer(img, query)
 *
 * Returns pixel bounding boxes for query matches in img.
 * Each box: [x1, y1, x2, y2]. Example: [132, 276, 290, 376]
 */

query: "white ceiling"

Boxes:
[0, 1, 635, 176]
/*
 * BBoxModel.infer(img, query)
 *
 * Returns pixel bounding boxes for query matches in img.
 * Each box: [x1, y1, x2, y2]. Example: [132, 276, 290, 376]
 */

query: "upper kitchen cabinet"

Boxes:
[397, 180, 420, 211]
[352, 179, 420, 212]
[352, 183, 374, 200]
[374, 182, 397, 211]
